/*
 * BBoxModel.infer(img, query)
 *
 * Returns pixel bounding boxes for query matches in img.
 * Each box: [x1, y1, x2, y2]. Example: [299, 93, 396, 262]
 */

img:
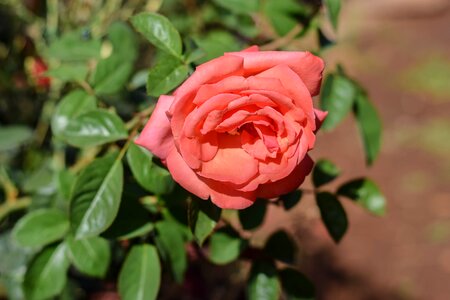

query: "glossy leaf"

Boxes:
[213, 0, 259, 14]
[279, 268, 315, 299]
[155, 220, 187, 283]
[61, 110, 127, 148]
[12, 209, 69, 248]
[70, 152, 123, 238]
[66, 236, 110, 278]
[23, 243, 70, 300]
[238, 199, 267, 230]
[0, 125, 32, 151]
[353, 90, 382, 165]
[247, 260, 280, 300]
[324, 0, 341, 30]
[118, 244, 161, 300]
[51, 89, 97, 137]
[316, 192, 348, 243]
[312, 159, 341, 187]
[127, 143, 175, 195]
[320, 73, 357, 131]
[130, 12, 183, 58]
[279, 190, 303, 210]
[209, 227, 247, 265]
[188, 198, 221, 245]
[146, 53, 189, 97]
[337, 178, 386, 216]
[264, 230, 295, 264]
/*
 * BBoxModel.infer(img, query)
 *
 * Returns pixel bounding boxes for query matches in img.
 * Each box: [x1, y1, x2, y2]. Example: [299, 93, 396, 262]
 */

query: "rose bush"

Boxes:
[136, 46, 327, 209]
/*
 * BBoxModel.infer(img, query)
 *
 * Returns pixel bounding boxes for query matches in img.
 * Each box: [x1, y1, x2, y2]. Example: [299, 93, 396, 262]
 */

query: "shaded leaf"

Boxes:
[46, 31, 101, 61]
[0, 125, 33, 151]
[91, 56, 134, 95]
[194, 30, 241, 64]
[146, 53, 189, 97]
[130, 12, 183, 58]
[23, 243, 70, 300]
[279, 268, 315, 299]
[337, 178, 386, 216]
[46, 64, 89, 82]
[324, 0, 341, 30]
[353, 90, 382, 165]
[316, 192, 348, 243]
[155, 220, 187, 283]
[312, 159, 340, 187]
[118, 244, 161, 300]
[188, 198, 221, 245]
[247, 260, 280, 300]
[213, 0, 259, 14]
[127, 143, 175, 195]
[238, 199, 267, 230]
[70, 152, 123, 238]
[13, 209, 69, 248]
[320, 73, 357, 131]
[108, 22, 138, 62]
[67, 236, 110, 278]
[209, 227, 247, 265]
[279, 190, 303, 210]
[264, 230, 295, 264]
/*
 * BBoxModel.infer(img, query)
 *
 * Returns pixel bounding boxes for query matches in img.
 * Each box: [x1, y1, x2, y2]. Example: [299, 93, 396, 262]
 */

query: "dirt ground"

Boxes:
[259, 1, 450, 299]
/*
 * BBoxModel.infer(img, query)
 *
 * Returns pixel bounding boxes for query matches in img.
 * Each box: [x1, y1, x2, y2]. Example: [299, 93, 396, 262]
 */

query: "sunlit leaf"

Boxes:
[66, 236, 110, 278]
[188, 198, 221, 245]
[247, 260, 280, 300]
[337, 178, 386, 216]
[312, 159, 340, 187]
[209, 227, 247, 265]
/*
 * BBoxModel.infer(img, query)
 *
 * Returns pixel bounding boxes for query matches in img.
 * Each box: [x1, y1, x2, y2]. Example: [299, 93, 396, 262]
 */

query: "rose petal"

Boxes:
[225, 51, 324, 96]
[135, 95, 175, 160]
[203, 179, 256, 209]
[314, 109, 328, 132]
[199, 134, 258, 185]
[166, 148, 210, 199]
[257, 155, 313, 199]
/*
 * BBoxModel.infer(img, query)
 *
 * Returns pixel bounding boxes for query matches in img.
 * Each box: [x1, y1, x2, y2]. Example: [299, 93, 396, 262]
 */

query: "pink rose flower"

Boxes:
[136, 46, 327, 209]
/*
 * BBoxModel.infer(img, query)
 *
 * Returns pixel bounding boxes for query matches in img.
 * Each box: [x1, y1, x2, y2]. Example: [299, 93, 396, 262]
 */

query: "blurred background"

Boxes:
[1, 0, 449, 299]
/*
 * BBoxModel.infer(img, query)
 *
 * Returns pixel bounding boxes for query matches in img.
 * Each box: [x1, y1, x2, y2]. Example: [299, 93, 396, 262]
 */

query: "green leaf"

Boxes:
[238, 199, 267, 230]
[155, 220, 187, 283]
[51, 89, 97, 137]
[130, 12, 183, 58]
[0, 125, 32, 151]
[263, 0, 310, 36]
[23, 243, 70, 300]
[279, 268, 315, 300]
[61, 110, 128, 148]
[127, 143, 175, 195]
[247, 260, 280, 300]
[194, 30, 241, 64]
[146, 53, 189, 97]
[337, 178, 386, 216]
[46, 31, 101, 61]
[46, 64, 89, 82]
[353, 90, 382, 165]
[279, 190, 302, 210]
[213, 0, 259, 14]
[312, 159, 340, 187]
[66, 236, 110, 278]
[108, 22, 138, 62]
[12, 209, 69, 248]
[316, 192, 348, 243]
[70, 152, 123, 238]
[320, 73, 357, 131]
[209, 227, 247, 265]
[324, 0, 341, 30]
[188, 198, 221, 246]
[264, 230, 295, 264]
[91, 56, 134, 95]
[118, 244, 161, 300]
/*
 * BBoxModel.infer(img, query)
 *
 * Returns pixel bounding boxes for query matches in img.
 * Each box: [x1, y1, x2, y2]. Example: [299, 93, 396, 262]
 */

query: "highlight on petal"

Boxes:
[135, 95, 175, 160]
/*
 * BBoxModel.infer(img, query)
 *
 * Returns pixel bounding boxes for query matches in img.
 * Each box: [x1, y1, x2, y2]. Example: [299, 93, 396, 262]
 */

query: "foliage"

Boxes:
[0, 0, 384, 299]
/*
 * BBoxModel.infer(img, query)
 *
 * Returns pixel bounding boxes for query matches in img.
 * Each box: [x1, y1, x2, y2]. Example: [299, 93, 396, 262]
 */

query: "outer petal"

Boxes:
[135, 95, 175, 160]
[166, 148, 210, 199]
[225, 51, 324, 96]
[314, 109, 328, 132]
[257, 155, 313, 199]
[202, 179, 256, 209]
